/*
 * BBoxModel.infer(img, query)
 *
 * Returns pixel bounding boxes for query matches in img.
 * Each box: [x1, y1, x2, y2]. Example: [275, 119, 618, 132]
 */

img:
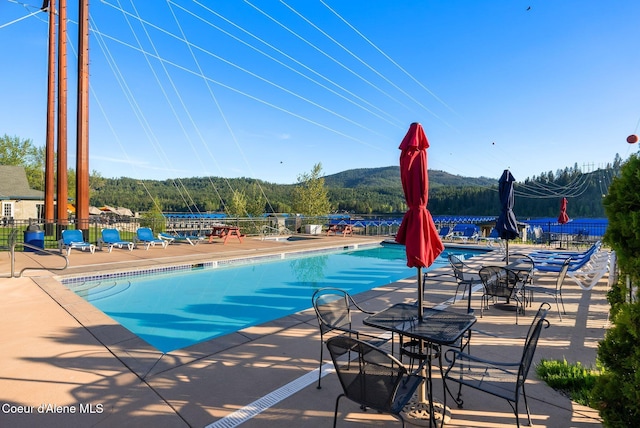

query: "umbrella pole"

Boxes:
[417, 266, 423, 322]
[505, 240, 510, 264]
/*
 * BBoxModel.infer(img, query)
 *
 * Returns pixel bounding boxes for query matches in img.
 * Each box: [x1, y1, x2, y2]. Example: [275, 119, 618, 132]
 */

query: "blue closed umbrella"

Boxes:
[495, 169, 519, 263]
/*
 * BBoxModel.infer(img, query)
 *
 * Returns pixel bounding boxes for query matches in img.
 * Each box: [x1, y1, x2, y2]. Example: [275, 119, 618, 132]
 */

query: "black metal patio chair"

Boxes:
[479, 265, 525, 324]
[526, 257, 571, 320]
[443, 302, 551, 428]
[448, 254, 482, 310]
[326, 336, 424, 427]
[312, 287, 388, 389]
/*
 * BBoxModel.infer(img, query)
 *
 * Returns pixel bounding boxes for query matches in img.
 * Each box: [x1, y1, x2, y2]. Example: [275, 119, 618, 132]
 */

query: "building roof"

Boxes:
[0, 165, 45, 200]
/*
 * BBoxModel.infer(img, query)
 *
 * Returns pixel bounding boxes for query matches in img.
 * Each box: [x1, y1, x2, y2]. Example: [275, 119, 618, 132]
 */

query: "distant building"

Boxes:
[0, 165, 45, 221]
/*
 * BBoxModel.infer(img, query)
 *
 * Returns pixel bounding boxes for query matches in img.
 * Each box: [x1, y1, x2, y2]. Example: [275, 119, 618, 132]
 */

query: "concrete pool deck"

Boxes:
[1, 235, 606, 427]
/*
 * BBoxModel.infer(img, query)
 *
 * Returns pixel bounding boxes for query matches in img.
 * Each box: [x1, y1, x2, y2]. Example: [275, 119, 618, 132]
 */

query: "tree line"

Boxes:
[1, 134, 624, 218]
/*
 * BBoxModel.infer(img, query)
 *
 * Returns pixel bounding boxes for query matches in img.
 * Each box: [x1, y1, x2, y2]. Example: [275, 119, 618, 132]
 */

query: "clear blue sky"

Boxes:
[2, 0, 640, 184]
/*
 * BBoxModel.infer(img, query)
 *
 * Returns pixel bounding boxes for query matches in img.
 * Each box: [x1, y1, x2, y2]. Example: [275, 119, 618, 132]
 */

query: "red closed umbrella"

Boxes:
[558, 197, 570, 249]
[558, 197, 569, 224]
[395, 123, 444, 320]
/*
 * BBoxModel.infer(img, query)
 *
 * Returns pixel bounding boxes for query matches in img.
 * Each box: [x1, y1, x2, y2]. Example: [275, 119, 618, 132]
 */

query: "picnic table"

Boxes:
[207, 225, 244, 244]
[325, 224, 353, 237]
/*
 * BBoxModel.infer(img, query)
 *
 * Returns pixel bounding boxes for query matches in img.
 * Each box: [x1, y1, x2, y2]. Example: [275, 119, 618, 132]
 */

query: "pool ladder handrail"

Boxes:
[5, 229, 69, 278]
[260, 225, 291, 238]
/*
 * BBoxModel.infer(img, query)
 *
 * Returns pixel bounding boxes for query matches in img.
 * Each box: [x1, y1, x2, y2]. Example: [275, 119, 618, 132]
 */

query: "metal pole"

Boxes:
[44, 0, 56, 234]
[417, 266, 423, 322]
[56, 0, 68, 232]
[76, 0, 90, 239]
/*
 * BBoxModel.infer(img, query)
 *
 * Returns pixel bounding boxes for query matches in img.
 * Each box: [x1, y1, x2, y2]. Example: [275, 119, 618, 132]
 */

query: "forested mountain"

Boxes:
[323, 166, 496, 189]
[90, 158, 623, 218]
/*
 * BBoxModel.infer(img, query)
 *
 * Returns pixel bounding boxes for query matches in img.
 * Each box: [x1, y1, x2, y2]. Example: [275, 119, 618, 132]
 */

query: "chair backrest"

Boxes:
[62, 229, 84, 244]
[519, 303, 550, 385]
[479, 266, 520, 299]
[101, 228, 122, 243]
[448, 254, 468, 282]
[506, 253, 535, 283]
[438, 226, 450, 237]
[312, 288, 353, 335]
[326, 335, 420, 414]
[555, 257, 572, 291]
[462, 226, 478, 238]
[137, 227, 154, 241]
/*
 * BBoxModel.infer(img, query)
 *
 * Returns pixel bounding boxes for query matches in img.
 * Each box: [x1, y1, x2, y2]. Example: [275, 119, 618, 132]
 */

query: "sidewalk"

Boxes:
[0, 238, 606, 427]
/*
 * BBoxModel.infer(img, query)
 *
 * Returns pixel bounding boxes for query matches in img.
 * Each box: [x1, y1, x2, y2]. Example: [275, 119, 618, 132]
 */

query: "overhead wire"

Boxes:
[243, 0, 420, 117]
[98, 0, 388, 149]
[190, 0, 403, 128]
[89, 11, 194, 213]
[0, 8, 40, 28]
[123, 0, 225, 214]
[319, 0, 457, 116]
[279, 0, 452, 128]
[165, 0, 275, 220]
[175, 0, 404, 129]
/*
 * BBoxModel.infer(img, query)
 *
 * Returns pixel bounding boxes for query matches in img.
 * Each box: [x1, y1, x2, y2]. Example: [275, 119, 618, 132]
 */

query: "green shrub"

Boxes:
[591, 301, 640, 427]
[536, 358, 600, 407]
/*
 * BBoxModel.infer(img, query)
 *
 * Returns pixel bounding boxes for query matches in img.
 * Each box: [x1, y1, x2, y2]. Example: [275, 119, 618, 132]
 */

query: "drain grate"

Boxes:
[205, 365, 333, 428]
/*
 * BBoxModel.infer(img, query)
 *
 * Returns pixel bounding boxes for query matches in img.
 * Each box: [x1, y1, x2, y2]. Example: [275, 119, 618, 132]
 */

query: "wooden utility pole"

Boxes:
[44, 0, 56, 233]
[76, 0, 90, 237]
[56, 0, 68, 230]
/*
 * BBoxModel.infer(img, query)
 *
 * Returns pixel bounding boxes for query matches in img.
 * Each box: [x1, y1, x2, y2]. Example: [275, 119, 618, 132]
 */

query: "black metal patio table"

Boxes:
[363, 303, 476, 427]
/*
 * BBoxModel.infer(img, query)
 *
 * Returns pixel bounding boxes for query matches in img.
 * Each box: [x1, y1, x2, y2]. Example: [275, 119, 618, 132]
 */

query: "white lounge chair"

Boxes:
[566, 251, 610, 291]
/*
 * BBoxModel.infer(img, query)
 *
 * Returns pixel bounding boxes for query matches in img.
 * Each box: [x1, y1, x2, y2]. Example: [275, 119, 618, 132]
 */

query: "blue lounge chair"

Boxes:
[478, 228, 500, 244]
[450, 226, 479, 243]
[159, 232, 204, 246]
[135, 227, 168, 250]
[99, 228, 135, 252]
[58, 229, 95, 255]
[438, 226, 452, 240]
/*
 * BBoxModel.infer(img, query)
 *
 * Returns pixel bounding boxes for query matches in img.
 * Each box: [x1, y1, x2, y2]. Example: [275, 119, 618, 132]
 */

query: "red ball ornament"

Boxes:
[627, 134, 639, 144]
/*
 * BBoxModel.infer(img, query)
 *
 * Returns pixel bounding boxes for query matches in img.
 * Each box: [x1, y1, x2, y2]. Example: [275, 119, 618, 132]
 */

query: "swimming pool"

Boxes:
[64, 245, 484, 353]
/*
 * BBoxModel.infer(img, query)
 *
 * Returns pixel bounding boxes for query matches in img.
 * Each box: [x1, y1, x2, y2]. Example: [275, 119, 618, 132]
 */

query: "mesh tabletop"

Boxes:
[363, 303, 476, 345]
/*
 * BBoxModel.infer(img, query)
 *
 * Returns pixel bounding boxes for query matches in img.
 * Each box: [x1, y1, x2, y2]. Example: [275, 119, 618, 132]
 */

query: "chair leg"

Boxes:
[521, 384, 532, 427]
[333, 394, 345, 428]
[317, 337, 324, 389]
[554, 295, 563, 321]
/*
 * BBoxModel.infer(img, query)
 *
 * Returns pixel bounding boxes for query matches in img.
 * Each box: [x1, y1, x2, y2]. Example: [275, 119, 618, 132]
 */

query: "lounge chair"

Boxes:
[58, 229, 95, 255]
[478, 228, 501, 247]
[98, 228, 135, 252]
[532, 246, 610, 290]
[450, 226, 479, 243]
[135, 227, 168, 250]
[438, 226, 452, 240]
[159, 232, 204, 246]
[528, 241, 601, 263]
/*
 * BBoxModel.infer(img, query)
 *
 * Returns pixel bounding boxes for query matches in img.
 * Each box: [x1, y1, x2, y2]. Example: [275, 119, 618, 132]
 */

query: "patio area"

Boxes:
[0, 235, 606, 427]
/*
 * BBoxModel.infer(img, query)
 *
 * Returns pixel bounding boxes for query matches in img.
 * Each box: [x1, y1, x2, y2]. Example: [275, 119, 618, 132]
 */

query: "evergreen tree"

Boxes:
[590, 151, 640, 427]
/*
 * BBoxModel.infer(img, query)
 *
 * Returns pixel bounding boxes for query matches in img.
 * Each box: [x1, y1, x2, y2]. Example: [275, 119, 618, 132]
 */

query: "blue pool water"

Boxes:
[67, 245, 484, 352]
